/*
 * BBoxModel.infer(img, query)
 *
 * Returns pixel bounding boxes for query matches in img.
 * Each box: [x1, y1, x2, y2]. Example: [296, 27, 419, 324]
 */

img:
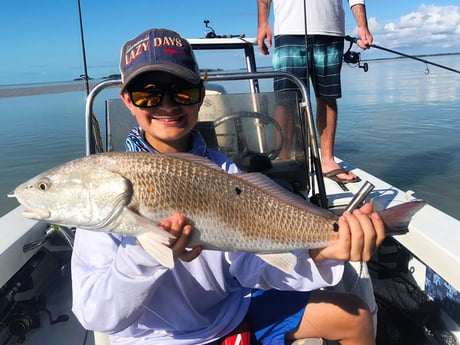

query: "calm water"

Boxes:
[336, 55, 459, 220]
[0, 55, 459, 219]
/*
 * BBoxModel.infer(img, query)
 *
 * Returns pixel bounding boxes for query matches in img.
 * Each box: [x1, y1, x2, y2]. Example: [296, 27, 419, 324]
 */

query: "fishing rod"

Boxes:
[77, 0, 104, 153]
[77, 0, 90, 94]
[345, 36, 460, 74]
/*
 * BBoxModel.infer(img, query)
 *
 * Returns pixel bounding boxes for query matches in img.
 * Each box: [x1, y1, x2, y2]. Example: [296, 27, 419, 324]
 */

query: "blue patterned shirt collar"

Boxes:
[125, 127, 207, 157]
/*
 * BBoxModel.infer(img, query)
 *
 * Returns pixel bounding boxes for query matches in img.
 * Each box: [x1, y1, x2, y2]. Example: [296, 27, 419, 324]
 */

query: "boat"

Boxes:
[0, 32, 459, 345]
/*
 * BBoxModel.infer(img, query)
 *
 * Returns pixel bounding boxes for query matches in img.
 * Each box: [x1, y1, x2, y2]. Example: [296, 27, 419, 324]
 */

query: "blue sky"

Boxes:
[1, 0, 459, 85]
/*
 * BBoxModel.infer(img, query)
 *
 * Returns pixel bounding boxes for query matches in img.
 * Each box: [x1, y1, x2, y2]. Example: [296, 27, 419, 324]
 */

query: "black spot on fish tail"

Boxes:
[377, 200, 426, 236]
[235, 187, 242, 195]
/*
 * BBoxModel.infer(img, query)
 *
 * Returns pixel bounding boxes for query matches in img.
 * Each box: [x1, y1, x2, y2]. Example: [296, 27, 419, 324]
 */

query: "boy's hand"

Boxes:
[158, 213, 203, 262]
[310, 203, 385, 263]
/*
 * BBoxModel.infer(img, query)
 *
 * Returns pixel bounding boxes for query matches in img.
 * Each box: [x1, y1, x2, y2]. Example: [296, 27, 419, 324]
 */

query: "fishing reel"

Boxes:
[343, 36, 368, 72]
[203, 20, 245, 39]
[2, 296, 69, 342]
[0, 251, 69, 342]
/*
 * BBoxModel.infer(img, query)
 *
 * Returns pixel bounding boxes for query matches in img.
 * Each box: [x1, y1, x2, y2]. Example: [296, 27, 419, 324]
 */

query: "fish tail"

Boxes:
[378, 200, 426, 235]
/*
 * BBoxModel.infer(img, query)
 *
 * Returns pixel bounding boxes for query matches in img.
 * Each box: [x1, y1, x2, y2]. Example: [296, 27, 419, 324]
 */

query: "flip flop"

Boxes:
[324, 168, 361, 184]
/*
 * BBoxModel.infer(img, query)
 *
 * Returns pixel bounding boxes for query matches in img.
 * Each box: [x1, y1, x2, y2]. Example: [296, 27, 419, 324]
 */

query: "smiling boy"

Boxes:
[71, 28, 384, 345]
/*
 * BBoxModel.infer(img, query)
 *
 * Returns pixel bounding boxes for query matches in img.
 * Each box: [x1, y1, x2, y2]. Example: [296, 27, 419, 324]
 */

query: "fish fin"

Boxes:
[137, 232, 175, 269]
[122, 208, 176, 269]
[165, 152, 223, 170]
[236, 172, 335, 219]
[256, 252, 297, 274]
[378, 200, 426, 235]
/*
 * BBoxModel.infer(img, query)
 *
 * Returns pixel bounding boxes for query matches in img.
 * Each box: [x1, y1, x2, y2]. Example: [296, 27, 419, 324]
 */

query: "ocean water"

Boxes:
[0, 55, 459, 219]
[336, 55, 460, 220]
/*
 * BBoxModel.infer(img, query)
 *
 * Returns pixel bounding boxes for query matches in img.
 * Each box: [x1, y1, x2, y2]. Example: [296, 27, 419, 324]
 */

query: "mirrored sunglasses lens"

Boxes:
[173, 87, 201, 105]
[131, 91, 161, 108]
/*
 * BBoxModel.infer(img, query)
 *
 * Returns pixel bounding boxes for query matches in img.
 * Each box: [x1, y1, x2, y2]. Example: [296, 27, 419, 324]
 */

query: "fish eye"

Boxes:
[36, 178, 51, 192]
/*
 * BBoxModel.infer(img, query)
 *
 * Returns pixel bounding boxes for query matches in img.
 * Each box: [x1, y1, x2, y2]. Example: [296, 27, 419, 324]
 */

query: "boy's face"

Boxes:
[121, 71, 204, 153]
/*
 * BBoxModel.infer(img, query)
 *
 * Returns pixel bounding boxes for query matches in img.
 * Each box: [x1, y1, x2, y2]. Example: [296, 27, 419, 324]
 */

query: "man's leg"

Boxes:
[272, 35, 307, 161]
[309, 35, 358, 182]
[316, 98, 357, 181]
[273, 103, 296, 160]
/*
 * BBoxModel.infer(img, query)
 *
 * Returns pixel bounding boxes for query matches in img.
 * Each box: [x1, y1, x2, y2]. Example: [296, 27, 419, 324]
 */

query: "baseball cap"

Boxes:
[120, 28, 201, 90]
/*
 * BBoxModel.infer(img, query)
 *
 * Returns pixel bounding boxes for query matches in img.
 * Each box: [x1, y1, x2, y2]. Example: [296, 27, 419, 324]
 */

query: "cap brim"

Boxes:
[122, 63, 201, 90]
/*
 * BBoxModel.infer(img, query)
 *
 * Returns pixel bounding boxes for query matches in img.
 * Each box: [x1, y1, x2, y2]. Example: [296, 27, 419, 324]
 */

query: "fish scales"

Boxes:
[101, 152, 338, 252]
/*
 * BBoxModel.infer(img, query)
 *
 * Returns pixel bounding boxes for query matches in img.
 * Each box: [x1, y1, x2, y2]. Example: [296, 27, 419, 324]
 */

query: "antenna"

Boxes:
[204, 19, 216, 38]
[203, 19, 245, 39]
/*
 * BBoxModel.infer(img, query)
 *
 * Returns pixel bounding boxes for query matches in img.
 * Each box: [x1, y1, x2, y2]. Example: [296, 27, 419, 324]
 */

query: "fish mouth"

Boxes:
[21, 207, 51, 220]
[12, 192, 51, 220]
[7, 189, 51, 220]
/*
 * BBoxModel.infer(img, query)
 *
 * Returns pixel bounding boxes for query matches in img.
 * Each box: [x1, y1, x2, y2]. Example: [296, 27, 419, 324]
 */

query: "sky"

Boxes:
[1, 0, 459, 85]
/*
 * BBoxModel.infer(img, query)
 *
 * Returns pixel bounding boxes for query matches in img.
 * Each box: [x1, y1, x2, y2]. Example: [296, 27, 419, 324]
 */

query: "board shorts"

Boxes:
[246, 289, 311, 345]
[273, 35, 344, 100]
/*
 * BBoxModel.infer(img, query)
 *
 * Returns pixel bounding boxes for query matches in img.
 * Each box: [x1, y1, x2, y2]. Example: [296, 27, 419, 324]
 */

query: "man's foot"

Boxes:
[323, 164, 360, 184]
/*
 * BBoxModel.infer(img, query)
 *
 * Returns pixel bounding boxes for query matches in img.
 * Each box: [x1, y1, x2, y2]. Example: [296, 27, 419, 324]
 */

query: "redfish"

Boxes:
[11, 152, 425, 273]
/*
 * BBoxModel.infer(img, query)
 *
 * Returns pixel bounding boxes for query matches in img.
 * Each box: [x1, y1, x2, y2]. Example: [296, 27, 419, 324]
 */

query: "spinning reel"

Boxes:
[343, 36, 368, 72]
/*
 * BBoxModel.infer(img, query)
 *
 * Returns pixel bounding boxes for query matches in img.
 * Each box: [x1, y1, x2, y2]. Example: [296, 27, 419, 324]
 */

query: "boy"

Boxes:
[71, 28, 384, 345]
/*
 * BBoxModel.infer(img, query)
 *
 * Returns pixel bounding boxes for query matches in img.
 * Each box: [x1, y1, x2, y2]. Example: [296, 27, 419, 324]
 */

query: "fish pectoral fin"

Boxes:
[256, 252, 297, 275]
[122, 208, 175, 269]
[137, 232, 174, 269]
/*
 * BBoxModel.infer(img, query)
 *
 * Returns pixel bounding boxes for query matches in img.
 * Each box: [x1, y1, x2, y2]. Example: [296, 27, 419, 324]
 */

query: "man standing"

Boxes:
[257, 0, 373, 183]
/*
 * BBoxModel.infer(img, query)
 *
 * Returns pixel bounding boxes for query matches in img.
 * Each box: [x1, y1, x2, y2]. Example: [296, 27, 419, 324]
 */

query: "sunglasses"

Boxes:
[127, 82, 202, 108]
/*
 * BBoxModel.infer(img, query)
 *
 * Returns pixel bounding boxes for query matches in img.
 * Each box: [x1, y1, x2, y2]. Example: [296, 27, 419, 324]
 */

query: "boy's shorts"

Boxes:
[246, 289, 311, 345]
[273, 35, 344, 99]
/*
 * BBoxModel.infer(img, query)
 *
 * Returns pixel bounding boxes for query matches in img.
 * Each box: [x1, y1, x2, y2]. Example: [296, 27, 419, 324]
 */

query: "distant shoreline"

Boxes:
[0, 79, 121, 98]
[1, 52, 458, 98]
[0, 82, 90, 98]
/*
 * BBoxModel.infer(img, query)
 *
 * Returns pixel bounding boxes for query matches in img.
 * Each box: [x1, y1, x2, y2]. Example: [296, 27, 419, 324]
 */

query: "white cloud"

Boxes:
[369, 5, 460, 54]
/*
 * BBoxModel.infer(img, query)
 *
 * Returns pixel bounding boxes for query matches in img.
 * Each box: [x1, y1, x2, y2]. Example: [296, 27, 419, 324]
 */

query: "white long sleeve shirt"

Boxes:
[273, 0, 365, 36]
[71, 129, 345, 344]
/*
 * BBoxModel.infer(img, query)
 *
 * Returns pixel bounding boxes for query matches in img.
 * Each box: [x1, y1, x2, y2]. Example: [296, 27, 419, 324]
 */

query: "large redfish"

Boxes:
[11, 152, 425, 273]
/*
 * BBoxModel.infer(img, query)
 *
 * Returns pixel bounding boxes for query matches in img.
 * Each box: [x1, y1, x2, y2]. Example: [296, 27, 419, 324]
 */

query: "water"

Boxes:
[0, 84, 121, 216]
[336, 55, 460, 219]
[0, 55, 459, 219]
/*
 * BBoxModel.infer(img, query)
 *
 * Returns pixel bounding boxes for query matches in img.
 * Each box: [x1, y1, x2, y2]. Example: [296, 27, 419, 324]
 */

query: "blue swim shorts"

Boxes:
[273, 35, 344, 99]
[246, 289, 311, 345]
